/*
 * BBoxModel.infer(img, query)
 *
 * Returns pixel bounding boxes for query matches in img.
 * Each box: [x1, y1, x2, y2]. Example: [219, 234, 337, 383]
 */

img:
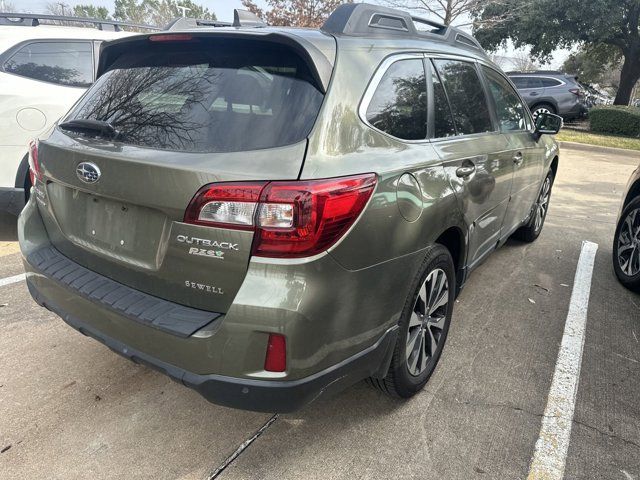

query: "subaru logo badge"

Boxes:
[76, 162, 101, 184]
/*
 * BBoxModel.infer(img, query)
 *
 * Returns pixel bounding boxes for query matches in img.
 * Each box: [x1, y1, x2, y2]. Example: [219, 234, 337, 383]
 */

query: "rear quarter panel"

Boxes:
[302, 38, 467, 272]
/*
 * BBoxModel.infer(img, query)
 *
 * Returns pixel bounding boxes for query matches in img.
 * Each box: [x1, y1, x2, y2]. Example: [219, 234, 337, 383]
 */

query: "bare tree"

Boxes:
[46, 2, 70, 16]
[381, 0, 487, 26]
[488, 53, 508, 69]
[241, 0, 350, 28]
[0, 1, 17, 11]
[510, 49, 538, 72]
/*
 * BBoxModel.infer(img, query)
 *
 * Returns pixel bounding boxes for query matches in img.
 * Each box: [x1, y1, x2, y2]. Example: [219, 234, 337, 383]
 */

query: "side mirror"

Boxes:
[534, 112, 563, 139]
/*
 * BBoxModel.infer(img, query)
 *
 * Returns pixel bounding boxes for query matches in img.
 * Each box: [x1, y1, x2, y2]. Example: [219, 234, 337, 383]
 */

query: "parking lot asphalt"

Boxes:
[1, 145, 639, 480]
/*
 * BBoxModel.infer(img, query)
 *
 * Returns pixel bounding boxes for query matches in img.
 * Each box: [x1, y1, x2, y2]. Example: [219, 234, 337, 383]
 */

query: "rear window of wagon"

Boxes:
[65, 37, 325, 153]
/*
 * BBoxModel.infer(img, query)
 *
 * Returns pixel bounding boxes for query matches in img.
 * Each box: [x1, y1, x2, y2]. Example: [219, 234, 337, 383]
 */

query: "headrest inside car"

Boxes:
[224, 74, 265, 107]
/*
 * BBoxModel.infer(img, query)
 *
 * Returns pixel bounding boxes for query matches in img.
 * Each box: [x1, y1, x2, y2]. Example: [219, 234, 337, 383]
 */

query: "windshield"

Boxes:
[65, 37, 324, 153]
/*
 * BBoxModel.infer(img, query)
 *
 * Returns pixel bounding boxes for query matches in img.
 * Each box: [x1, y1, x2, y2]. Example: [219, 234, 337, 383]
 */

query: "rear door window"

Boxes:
[66, 38, 324, 153]
[432, 59, 494, 135]
[511, 76, 544, 89]
[3, 41, 93, 87]
[482, 66, 531, 131]
[429, 64, 456, 138]
[525, 77, 543, 89]
[511, 77, 528, 89]
[365, 58, 427, 140]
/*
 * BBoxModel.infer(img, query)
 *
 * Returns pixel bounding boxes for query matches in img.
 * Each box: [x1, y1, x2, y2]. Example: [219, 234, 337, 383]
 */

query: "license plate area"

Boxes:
[47, 182, 169, 269]
[85, 196, 136, 252]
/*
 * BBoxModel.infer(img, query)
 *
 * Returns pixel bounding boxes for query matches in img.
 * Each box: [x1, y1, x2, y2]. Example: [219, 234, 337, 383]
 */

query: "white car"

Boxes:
[0, 14, 138, 217]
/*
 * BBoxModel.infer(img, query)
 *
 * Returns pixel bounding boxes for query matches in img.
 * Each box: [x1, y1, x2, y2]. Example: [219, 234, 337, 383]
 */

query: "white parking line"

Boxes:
[527, 240, 598, 480]
[0, 273, 26, 287]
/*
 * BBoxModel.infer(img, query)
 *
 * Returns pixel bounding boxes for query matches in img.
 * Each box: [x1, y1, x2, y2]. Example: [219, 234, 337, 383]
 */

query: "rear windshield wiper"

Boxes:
[58, 119, 120, 140]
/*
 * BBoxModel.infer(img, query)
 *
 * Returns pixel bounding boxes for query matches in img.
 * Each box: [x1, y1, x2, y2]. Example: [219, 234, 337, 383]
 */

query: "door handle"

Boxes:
[513, 152, 524, 166]
[456, 164, 476, 178]
[530, 91, 539, 96]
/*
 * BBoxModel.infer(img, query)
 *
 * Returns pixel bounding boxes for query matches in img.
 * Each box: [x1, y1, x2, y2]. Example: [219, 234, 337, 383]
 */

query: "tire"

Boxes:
[531, 103, 556, 122]
[513, 170, 554, 243]
[368, 244, 455, 398]
[613, 196, 640, 292]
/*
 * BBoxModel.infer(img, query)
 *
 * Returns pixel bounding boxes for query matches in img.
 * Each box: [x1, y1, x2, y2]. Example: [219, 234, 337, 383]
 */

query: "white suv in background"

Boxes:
[0, 14, 140, 217]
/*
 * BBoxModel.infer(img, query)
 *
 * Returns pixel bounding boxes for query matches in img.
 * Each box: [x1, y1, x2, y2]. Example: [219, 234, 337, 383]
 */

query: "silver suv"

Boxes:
[508, 71, 587, 121]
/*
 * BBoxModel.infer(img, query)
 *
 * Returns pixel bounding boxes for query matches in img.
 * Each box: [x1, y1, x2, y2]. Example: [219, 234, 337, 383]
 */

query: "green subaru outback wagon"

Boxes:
[18, 4, 561, 412]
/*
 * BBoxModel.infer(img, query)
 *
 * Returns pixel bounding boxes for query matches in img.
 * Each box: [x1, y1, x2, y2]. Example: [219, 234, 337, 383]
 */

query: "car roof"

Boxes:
[0, 24, 130, 54]
[168, 3, 488, 61]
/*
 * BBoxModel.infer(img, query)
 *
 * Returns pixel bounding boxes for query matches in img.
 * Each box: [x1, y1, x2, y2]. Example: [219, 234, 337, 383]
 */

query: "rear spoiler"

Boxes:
[96, 31, 335, 93]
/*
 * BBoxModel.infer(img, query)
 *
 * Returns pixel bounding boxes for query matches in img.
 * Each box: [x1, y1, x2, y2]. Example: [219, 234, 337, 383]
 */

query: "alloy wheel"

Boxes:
[532, 107, 551, 122]
[406, 268, 449, 377]
[617, 207, 640, 277]
[533, 177, 551, 233]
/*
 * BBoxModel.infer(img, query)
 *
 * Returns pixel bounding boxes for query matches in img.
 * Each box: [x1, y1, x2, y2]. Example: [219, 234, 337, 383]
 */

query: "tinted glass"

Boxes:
[526, 77, 543, 89]
[511, 76, 544, 89]
[541, 78, 562, 87]
[431, 66, 456, 138]
[66, 39, 323, 153]
[432, 59, 493, 135]
[483, 66, 530, 131]
[366, 59, 427, 140]
[4, 41, 93, 87]
[511, 77, 528, 89]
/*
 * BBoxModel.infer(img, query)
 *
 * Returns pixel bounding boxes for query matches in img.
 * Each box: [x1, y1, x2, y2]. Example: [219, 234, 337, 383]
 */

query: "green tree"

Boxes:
[113, 0, 157, 25]
[473, 0, 640, 105]
[561, 45, 621, 87]
[241, 0, 350, 28]
[73, 5, 112, 19]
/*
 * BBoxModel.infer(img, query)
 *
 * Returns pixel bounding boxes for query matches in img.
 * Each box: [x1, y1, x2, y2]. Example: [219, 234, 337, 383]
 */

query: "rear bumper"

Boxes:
[0, 187, 25, 216]
[560, 101, 588, 119]
[19, 195, 408, 412]
[27, 276, 397, 412]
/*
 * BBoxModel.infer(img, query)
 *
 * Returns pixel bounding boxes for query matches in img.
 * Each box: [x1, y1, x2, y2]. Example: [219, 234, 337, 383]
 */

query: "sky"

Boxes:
[15, 0, 570, 68]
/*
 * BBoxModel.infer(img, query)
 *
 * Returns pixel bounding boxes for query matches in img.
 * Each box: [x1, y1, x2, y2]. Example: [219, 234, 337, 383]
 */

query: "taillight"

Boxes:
[254, 175, 377, 257]
[264, 333, 286, 372]
[28, 140, 41, 184]
[569, 88, 582, 96]
[183, 182, 267, 230]
[183, 173, 377, 258]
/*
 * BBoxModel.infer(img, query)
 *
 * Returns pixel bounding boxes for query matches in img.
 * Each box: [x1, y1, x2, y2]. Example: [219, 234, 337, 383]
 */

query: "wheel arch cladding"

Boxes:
[16, 153, 30, 189]
[623, 179, 640, 209]
[435, 226, 465, 279]
[550, 156, 559, 178]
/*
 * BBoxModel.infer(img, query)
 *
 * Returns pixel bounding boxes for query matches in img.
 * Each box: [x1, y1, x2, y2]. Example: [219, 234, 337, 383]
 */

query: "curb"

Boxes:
[558, 141, 640, 158]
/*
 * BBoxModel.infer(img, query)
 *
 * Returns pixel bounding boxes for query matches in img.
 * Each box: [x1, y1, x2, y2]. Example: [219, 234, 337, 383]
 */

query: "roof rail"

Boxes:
[321, 3, 485, 54]
[0, 12, 161, 31]
[506, 70, 564, 75]
[164, 9, 265, 31]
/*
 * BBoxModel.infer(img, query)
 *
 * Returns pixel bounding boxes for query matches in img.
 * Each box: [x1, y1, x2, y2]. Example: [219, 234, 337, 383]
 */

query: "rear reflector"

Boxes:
[264, 333, 286, 372]
[184, 174, 377, 258]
